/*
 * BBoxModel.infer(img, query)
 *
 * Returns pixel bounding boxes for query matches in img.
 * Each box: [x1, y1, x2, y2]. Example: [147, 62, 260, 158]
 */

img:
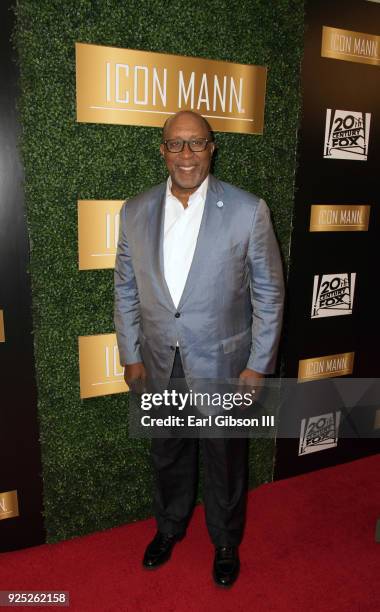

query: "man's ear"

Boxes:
[159, 143, 165, 157]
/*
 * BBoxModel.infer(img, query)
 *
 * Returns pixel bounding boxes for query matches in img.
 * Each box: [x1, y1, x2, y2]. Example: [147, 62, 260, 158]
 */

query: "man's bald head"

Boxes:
[159, 110, 215, 204]
[162, 111, 214, 141]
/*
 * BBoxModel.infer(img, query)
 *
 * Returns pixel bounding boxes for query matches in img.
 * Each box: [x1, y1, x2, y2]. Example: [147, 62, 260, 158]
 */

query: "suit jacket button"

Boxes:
[175, 312, 181, 318]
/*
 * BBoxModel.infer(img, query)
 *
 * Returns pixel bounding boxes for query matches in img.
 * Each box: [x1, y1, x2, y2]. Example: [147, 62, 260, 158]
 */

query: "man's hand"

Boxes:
[238, 368, 265, 404]
[239, 368, 264, 383]
[124, 362, 147, 394]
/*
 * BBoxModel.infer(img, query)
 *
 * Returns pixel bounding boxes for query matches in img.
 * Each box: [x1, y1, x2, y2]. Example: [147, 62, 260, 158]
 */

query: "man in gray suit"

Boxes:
[114, 110, 284, 587]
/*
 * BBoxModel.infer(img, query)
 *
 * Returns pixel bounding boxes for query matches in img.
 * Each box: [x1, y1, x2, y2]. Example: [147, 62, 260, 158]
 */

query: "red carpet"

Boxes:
[0, 455, 379, 611]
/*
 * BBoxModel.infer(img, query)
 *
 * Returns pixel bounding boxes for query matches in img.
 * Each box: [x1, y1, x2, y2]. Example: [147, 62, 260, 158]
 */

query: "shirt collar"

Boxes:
[166, 175, 209, 207]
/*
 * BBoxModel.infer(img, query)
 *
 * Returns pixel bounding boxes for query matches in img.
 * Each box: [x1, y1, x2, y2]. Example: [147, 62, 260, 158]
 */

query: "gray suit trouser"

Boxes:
[151, 349, 249, 547]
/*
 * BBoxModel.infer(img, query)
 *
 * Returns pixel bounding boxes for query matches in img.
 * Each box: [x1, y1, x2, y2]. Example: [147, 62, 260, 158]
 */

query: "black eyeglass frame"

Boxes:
[162, 138, 212, 153]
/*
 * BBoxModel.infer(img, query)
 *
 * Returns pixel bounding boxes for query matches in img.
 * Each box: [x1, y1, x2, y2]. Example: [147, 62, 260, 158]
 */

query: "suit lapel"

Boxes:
[149, 183, 177, 310]
[177, 174, 225, 310]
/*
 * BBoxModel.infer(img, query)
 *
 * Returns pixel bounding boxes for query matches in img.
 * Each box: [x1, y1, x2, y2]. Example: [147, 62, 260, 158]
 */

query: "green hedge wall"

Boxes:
[14, 0, 304, 542]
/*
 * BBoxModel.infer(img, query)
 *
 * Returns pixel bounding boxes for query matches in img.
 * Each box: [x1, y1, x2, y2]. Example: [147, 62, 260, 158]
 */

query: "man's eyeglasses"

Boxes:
[163, 138, 211, 153]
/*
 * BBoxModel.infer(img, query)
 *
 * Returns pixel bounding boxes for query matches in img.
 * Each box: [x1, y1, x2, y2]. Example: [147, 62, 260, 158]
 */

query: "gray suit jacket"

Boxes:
[114, 174, 284, 388]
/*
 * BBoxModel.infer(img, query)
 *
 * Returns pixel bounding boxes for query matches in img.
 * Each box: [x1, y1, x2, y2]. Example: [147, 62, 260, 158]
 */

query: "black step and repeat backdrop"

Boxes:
[0, 0, 379, 550]
[0, 0, 45, 551]
[275, 0, 380, 478]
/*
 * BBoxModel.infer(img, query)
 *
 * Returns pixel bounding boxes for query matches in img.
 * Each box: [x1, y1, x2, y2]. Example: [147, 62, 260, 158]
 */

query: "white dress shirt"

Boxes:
[163, 175, 209, 309]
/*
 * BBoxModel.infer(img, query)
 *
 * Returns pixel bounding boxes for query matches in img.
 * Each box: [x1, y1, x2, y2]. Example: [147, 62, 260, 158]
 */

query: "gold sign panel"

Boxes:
[79, 333, 128, 399]
[310, 205, 370, 232]
[322, 26, 380, 66]
[76, 42, 267, 134]
[0, 310, 4, 342]
[298, 352, 354, 383]
[78, 200, 124, 270]
[0, 490, 19, 521]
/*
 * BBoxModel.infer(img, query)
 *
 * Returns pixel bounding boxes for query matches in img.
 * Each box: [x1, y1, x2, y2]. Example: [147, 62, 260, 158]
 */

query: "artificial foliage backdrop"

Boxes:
[14, 0, 304, 542]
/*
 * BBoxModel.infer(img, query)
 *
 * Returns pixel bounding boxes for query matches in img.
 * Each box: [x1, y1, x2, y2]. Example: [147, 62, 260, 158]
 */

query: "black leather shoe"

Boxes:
[142, 531, 182, 569]
[213, 546, 240, 588]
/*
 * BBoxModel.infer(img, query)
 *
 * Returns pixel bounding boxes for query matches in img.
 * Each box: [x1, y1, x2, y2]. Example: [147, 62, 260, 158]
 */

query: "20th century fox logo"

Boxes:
[311, 273, 356, 319]
[299, 412, 341, 456]
[324, 109, 371, 160]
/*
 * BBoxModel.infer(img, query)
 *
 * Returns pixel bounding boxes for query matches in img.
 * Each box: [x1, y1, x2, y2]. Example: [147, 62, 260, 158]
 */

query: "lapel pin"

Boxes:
[216, 200, 224, 208]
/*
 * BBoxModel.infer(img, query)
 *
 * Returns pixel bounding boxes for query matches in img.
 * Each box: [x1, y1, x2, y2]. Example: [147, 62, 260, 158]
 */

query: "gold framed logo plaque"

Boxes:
[322, 26, 380, 66]
[298, 352, 355, 383]
[78, 200, 124, 270]
[0, 490, 19, 521]
[310, 205, 370, 232]
[76, 43, 267, 134]
[0, 310, 4, 342]
[78, 333, 128, 399]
